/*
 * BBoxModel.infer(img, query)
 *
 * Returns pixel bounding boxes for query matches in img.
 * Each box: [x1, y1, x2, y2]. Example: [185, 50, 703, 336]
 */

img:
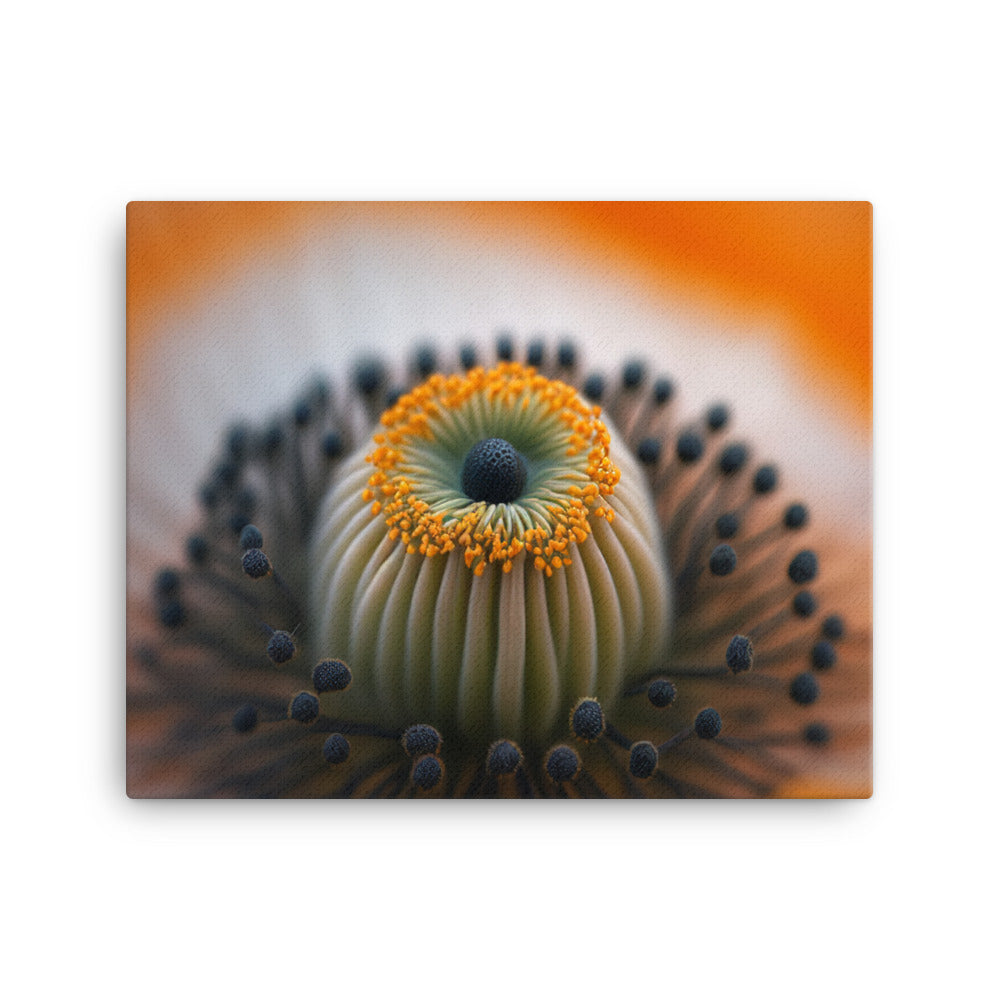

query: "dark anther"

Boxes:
[788, 550, 819, 585]
[227, 512, 251, 536]
[570, 698, 605, 742]
[199, 482, 220, 510]
[647, 679, 677, 708]
[629, 742, 658, 779]
[293, 400, 312, 427]
[486, 740, 523, 776]
[583, 373, 605, 402]
[653, 377, 674, 404]
[789, 673, 820, 706]
[231, 504, 256, 536]
[322, 733, 351, 764]
[213, 461, 239, 489]
[706, 403, 730, 431]
[822, 615, 845, 640]
[414, 344, 437, 378]
[461, 438, 528, 505]
[719, 443, 748, 475]
[158, 600, 186, 629]
[460, 344, 478, 370]
[402, 724, 443, 758]
[709, 544, 737, 576]
[784, 503, 809, 529]
[811, 641, 838, 671]
[322, 431, 344, 459]
[266, 630, 296, 664]
[545, 745, 581, 783]
[186, 535, 209, 566]
[154, 569, 180, 598]
[496, 332, 514, 361]
[694, 708, 723, 739]
[557, 340, 576, 367]
[753, 465, 778, 494]
[234, 486, 257, 515]
[353, 358, 387, 396]
[288, 691, 320, 724]
[676, 430, 705, 464]
[726, 635, 754, 674]
[242, 548, 270, 579]
[792, 591, 817, 617]
[312, 659, 352, 693]
[411, 755, 444, 790]
[526, 340, 545, 367]
[231, 704, 258, 733]
[308, 376, 331, 407]
[715, 513, 739, 539]
[804, 723, 830, 746]
[226, 425, 251, 461]
[622, 359, 646, 389]
[239, 524, 264, 551]
[637, 437, 662, 466]
[261, 423, 284, 456]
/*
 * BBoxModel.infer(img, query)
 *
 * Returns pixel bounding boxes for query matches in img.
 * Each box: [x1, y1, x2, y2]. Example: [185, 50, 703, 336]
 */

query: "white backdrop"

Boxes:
[5, 3, 994, 999]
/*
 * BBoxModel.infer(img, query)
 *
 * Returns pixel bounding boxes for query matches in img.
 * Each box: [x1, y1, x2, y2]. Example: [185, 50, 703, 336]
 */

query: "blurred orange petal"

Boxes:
[127, 202, 871, 799]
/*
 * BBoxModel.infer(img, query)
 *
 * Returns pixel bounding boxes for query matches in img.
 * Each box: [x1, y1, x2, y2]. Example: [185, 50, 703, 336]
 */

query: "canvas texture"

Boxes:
[126, 201, 872, 799]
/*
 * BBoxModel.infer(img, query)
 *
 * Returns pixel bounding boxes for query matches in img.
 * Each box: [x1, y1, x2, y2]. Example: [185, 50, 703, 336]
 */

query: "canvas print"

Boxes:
[126, 201, 872, 798]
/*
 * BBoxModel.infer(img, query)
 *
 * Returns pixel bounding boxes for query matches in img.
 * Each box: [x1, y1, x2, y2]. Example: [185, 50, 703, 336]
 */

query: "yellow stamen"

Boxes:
[365, 362, 620, 574]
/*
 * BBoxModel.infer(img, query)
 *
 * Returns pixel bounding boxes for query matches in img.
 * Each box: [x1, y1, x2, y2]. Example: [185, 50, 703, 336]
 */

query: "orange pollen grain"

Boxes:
[363, 362, 620, 574]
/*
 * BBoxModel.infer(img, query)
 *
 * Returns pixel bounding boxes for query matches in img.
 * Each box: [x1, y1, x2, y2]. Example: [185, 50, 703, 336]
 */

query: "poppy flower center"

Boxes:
[311, 360, 672, 740]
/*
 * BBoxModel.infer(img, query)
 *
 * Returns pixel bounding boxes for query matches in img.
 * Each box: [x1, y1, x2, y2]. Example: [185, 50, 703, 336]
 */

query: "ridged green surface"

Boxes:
[311, 418, 671, 743]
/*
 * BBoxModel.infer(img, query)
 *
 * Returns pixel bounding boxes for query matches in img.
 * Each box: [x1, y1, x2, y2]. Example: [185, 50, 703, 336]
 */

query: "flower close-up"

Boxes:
[126, 202, 872, 798]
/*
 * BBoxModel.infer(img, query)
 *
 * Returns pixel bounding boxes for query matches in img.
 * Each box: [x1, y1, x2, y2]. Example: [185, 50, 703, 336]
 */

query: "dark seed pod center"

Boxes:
[461, 437, 528, 505]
